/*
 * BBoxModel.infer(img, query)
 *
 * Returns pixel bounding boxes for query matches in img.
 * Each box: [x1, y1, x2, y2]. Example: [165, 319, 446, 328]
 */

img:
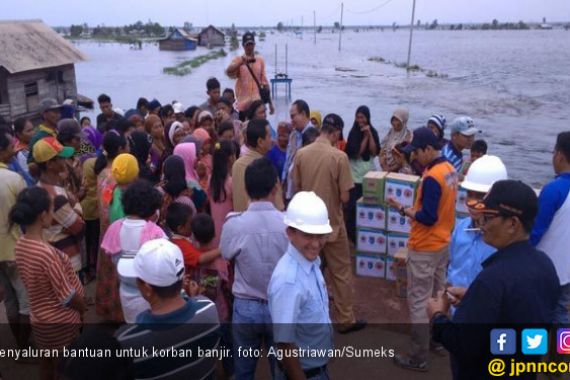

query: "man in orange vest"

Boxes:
[388, 127, 458, 372]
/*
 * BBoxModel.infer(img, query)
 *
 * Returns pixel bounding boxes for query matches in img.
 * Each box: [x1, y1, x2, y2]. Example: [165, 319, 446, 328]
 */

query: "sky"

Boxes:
[0, 0, 568, 27]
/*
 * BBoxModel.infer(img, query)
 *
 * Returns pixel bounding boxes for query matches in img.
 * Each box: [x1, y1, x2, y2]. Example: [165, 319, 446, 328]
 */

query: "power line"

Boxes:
[345, 0, 397, 14]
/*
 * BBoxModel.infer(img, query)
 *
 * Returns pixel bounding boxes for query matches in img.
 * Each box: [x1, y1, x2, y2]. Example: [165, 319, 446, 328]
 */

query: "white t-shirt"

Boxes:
[117, 218, 166, 323]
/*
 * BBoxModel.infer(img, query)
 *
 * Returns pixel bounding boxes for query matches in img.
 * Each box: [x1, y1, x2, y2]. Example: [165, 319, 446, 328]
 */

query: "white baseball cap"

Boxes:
[117, 238, 185, 287]
[173, 102, 185, 114]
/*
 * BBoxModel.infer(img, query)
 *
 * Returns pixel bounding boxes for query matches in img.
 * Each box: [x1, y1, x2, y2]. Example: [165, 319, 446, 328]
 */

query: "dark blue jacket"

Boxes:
[433, 240, 559, 379]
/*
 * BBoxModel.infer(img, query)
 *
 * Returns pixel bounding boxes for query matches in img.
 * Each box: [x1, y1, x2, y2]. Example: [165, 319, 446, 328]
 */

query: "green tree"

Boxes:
[492, 19, 499, 29]
[277, 22, 284, 32]
[334, 21, 340, 29]
[70, 24, 83, 37]
[429, 19, 438, 30]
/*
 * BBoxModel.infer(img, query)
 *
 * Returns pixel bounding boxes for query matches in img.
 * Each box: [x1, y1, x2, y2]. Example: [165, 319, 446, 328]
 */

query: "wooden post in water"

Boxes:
[285, 44, 288, 75]
[313, 11, 317, 45]
[338, 2, 344, 51]
[406, 0, 417, 69]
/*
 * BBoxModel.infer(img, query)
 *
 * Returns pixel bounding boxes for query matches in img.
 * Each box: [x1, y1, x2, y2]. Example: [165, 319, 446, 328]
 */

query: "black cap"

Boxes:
[402, 127, 442, 154]
[322, 113, 344, 130]
[242, 32, 255, 46]
[469, 179, 538, 225]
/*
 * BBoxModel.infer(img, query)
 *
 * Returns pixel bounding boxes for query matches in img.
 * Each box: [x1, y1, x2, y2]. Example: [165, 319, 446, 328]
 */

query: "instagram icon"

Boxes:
[557, 329, 570, 354]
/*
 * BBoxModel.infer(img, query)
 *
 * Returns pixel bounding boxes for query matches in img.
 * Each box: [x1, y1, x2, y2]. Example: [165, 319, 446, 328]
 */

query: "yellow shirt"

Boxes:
[0, 163, 26, 261]
[80, 157, 99, 221]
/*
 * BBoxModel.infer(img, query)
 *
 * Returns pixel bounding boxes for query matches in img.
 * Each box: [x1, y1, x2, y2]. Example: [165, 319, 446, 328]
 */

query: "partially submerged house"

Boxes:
[0, 20, 86, 122]
[198, 25, 225, 48]
[159, 28, 198, 51]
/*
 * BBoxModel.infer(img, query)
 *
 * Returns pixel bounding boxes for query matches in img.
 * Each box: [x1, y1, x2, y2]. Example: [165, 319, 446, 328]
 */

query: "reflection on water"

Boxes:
[74, 29, 570, 186]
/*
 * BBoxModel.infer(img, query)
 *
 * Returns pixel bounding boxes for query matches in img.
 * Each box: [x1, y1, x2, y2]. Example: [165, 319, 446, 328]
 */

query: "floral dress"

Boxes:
[94, 167, 124, 322]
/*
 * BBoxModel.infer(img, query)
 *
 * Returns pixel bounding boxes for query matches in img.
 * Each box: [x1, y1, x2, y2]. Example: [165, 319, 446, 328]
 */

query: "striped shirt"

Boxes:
[442, 142, 463, 173]
[116, 296, 220, 380]
[38, 181, 85, 272]
[14, 237, 83, 349]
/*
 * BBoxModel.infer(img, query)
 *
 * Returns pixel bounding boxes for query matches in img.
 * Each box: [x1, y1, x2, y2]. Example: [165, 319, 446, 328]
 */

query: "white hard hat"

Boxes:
[461, 155, 508, 193]
[284, 192, 333, 235]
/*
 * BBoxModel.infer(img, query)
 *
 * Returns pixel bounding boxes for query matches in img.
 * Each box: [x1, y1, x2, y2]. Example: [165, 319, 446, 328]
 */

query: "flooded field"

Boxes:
[74, 29, 570, 186]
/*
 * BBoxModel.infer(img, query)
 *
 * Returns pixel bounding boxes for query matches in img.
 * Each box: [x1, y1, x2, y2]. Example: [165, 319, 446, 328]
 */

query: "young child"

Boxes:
[166, 203, 220, 281]
[191, 213, 231, 322]
[197, 139, 213, 192]
[462, 139, 488, 176]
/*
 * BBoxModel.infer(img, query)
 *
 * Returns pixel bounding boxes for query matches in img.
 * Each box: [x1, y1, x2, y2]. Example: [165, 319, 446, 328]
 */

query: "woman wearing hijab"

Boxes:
[380, 107, 413, 172]
[144, 115, 167, 180]
[344, 105, 380, 243]
[310, 110, 322, 130]
[164, 120, 186, 154]
[127, 131, 156, 184]
[173, 142, 208, 211]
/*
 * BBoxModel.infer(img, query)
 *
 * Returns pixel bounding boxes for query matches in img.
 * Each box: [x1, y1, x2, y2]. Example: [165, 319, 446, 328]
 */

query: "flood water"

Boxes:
[73, 29, 570, 187]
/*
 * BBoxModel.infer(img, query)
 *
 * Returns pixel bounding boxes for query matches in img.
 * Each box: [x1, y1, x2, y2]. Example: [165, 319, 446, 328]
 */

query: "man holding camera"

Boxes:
[226, 32, 274, 121]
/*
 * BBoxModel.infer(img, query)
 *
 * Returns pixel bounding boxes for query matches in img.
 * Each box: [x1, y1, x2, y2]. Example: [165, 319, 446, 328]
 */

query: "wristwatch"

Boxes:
[399, 206, 406, 217]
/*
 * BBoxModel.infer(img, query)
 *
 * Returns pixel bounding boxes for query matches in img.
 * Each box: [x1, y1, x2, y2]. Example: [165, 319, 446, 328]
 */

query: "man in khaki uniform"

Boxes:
[292, 116, 366, 333]
[232, 119, 284, 212]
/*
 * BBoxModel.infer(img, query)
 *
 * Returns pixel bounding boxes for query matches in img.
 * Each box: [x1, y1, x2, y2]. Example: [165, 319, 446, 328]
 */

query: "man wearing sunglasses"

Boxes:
[428, 180, 559, 379]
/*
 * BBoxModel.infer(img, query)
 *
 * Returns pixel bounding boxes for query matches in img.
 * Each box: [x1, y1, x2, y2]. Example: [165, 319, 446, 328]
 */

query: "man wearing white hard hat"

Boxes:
[116, 238, 220, 380]
[268, 191, 334, 380]
[447, 155, 508, 292]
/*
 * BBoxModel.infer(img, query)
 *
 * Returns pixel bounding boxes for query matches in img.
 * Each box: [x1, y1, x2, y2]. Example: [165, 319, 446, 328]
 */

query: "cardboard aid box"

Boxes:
[356, 228, 387, 255]
[362, 171, 388, 204]
[456, 184, 468, 214]
[386, 207, 412, 234]
[387, 232, 409, 257]
[355, 254, 386, 278]
[356, 200, 386, 230]
[384, 173, 420, 208]
[389, 248, 408, 298]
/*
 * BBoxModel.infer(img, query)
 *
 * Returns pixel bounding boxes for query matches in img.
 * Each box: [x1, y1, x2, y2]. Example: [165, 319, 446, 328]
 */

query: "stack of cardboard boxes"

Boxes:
[355, 172, 420, 297]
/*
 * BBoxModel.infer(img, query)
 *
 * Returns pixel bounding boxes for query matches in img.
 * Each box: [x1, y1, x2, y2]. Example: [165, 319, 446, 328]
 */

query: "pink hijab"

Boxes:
[173, 142, 198, 182]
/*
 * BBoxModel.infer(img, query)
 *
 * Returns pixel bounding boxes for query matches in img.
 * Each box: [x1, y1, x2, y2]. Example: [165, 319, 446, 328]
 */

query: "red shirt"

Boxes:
[171, 236, 201, 273]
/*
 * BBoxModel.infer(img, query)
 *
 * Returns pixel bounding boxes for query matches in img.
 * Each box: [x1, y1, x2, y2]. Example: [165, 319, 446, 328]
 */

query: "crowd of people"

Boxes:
[0, 31, 569, 380]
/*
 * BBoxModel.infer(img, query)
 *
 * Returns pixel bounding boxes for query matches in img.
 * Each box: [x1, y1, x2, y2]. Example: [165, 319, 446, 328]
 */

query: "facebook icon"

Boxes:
[490, 329, 516, 355]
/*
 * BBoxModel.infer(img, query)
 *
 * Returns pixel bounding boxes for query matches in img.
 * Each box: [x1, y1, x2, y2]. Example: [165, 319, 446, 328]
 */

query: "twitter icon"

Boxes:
[522, 329, 548, 355]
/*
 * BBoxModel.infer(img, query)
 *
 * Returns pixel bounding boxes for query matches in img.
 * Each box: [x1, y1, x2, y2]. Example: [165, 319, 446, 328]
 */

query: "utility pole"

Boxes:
[338, 2, 344, 51]
[313, 10, 317, 44]
[406, 0, 417, 69]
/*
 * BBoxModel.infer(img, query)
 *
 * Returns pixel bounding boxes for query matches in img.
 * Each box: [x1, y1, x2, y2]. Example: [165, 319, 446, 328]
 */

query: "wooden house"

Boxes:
[159, 28, 198, 51]
[198, 25, 225, 48]
[0, 20, 86, 122]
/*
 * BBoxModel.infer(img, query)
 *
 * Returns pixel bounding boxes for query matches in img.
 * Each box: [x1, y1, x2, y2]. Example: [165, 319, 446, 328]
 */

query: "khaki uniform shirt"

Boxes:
[292, 138, 354, 241]
[232, 149, 285, 212]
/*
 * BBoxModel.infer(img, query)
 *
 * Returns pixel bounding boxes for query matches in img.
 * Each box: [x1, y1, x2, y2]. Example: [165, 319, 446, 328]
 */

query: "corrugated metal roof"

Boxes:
[199, 25, 225, 37]
[160, 27, 198, 42]
[0, 20, 87, 74]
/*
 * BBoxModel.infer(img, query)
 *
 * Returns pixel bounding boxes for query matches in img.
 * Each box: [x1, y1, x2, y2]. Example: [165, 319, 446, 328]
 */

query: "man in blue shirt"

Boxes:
[442, 116, 479, 175]
[428, 180, 559, 380]
[531, 131, 570, 323]
[448, 155, 508, 289]
[268, 192, 334, 380]
[282, 100, 315, 201]
[221, 158, 289, 379]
